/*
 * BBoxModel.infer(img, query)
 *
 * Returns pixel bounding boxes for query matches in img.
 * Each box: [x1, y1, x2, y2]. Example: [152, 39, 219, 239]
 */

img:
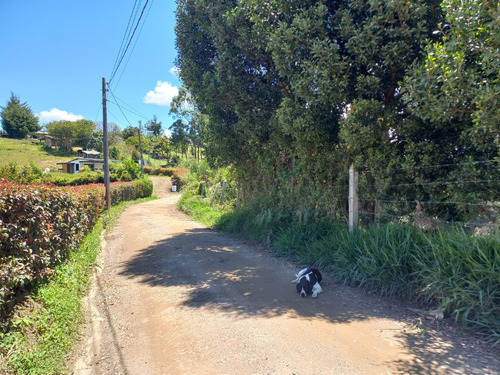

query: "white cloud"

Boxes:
[37, 108, 84, 123]
[143, 81, 179, 106]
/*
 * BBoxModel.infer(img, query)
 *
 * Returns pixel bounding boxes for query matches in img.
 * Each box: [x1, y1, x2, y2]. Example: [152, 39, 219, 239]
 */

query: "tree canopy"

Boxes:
[1, 93, 40, 139]
[46, 119, 95, 151]
[145, 115, 163, 137]
[175, 0, 499, 222]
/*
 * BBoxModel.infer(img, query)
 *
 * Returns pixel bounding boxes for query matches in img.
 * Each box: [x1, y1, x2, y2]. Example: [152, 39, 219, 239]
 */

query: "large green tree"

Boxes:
[403, 0, 499, 151]
[1, 93, 40, 138]
[121, 125, 138, 140]
[176, 0, 498, 221]
[170, 86, 207, 160]
[46, 119, 95, 151]
[398, 0, 500, 219]
[169, 119, 190, 157]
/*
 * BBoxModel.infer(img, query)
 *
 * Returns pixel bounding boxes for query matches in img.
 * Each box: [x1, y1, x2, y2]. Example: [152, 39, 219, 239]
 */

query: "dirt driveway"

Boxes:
[72, 178, 499, 375]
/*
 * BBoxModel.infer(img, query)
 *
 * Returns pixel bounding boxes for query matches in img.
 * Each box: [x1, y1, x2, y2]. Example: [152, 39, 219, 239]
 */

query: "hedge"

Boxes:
[0, 178, 152, 317]
[143, 165, 176, 176]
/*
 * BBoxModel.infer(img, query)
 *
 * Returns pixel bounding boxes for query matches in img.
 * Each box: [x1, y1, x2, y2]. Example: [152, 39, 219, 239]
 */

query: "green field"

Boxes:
[0, 138, 73, 170]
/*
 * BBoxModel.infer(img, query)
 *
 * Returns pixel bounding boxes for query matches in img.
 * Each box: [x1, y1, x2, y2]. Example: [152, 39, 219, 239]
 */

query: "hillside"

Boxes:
[0, 137, 72, 170]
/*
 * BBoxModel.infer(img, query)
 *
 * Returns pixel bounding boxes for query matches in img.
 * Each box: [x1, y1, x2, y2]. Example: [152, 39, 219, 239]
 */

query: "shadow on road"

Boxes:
[118, 227, 498, 375]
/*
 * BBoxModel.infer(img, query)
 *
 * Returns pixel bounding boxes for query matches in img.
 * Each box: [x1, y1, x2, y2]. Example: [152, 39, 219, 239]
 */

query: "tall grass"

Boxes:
[274, 221, 500, 343]
[410, 231, 500, 338]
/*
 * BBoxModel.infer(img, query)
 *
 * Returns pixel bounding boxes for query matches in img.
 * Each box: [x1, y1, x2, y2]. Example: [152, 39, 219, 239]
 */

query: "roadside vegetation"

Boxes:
[171, 0, 500, 345]
[0, 198, 152, 375]
[0, 135, 159, 373]
[178, 160, 500, 345]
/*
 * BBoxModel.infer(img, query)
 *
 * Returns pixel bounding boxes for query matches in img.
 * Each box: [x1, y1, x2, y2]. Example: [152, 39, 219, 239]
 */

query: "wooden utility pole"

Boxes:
[102, 77, 111, 210]
[349, 164, 359, 232]
[138, 121, 144, 177]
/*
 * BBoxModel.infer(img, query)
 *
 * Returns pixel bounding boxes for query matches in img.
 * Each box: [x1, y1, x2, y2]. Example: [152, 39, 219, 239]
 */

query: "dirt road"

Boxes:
[72, 178, 499, 375]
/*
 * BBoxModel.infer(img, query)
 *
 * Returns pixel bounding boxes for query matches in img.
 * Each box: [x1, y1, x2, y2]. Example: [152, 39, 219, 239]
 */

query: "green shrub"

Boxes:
[143, 165, 175, 176]
[110, 158, 142, 181]
[0, 181, 105, 316]
[109, 182, 135, 204]
[0, 178, 154, 318]
[134, 178, 153, 198]
[0, 163, 46, 184]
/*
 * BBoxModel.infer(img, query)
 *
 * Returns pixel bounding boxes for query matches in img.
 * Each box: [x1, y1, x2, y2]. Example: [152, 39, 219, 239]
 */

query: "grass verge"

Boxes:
[0, 197, 153, 374]
[179, 195, 500, 345]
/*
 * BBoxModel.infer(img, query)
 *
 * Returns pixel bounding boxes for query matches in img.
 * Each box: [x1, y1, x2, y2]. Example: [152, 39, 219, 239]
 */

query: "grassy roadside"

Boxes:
[0, 198, 153, 375]
[178, 194, 500, 345]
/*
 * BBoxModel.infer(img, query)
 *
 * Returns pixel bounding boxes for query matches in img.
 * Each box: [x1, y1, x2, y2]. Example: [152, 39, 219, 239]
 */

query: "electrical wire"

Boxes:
[107, 87, 150, 123]
[108, 0, 151, 86]
[111, 0, 154, 91]
[107, 100, 149, 121]
[109, 0, 142, 83]
[112, 94, 149, 119]
[107, 89, 135, 128]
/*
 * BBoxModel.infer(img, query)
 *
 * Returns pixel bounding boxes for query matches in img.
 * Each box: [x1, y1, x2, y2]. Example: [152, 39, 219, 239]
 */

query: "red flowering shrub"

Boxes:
[0, 178, 152, 316]
[0, 181, 105, 314]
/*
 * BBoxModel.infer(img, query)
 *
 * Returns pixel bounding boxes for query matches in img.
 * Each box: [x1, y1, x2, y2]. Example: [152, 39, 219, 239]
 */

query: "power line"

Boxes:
[112, 94, 149, 119]
[107, 87, 150, 122]
[111, 0, 154, 90]
[107, 99, 149, 121]
[108, 0, 151, 86]
[107, 89, 135, 128]
[94, 102, 103, 123]
[109, 0, 142, 83]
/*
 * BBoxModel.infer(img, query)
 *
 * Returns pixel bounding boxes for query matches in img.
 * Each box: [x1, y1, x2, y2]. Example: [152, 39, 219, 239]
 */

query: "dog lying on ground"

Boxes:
[291, 267, 323, 298]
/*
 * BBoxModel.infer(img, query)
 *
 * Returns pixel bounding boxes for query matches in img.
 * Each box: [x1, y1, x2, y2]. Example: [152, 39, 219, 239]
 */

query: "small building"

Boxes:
[57, 158, 108, 174]
[78, 150, 101, 158]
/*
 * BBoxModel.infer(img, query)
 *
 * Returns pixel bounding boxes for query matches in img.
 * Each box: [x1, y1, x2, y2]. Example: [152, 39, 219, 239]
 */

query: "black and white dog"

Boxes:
[291, 267, 323, 298]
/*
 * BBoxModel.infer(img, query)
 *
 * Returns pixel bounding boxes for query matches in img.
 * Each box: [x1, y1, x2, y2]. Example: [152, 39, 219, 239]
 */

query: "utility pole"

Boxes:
[102, 77, 111, 210]
[138, 120, 144, 178]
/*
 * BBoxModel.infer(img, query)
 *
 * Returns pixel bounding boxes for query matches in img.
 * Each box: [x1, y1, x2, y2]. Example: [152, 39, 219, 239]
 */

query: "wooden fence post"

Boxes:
[210, 182, 221, 206]
[349, 164, 359, 232]
[219, 180, 227, 205]
[236, 181, 241, 210]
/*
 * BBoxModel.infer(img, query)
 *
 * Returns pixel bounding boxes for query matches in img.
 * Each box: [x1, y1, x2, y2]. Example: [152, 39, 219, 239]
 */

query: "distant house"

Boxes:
[78, 150, 101, 158]
[57, 158, 110, 174]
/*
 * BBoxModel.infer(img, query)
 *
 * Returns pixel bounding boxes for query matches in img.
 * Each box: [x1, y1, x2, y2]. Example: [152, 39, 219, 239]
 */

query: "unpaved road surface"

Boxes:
[72, 178, 499, 375]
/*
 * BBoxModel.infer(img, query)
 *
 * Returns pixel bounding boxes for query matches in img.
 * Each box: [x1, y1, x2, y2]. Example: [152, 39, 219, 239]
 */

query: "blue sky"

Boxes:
[0, 0, 181, 133]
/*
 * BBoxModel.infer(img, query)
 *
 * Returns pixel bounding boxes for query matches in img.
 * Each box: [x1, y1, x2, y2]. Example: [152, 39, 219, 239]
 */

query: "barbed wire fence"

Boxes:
[349, 160, 500, 233]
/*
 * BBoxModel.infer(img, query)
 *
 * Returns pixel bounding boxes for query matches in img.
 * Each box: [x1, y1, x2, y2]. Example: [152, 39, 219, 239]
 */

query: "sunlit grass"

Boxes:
[0, 138, 72, 169]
